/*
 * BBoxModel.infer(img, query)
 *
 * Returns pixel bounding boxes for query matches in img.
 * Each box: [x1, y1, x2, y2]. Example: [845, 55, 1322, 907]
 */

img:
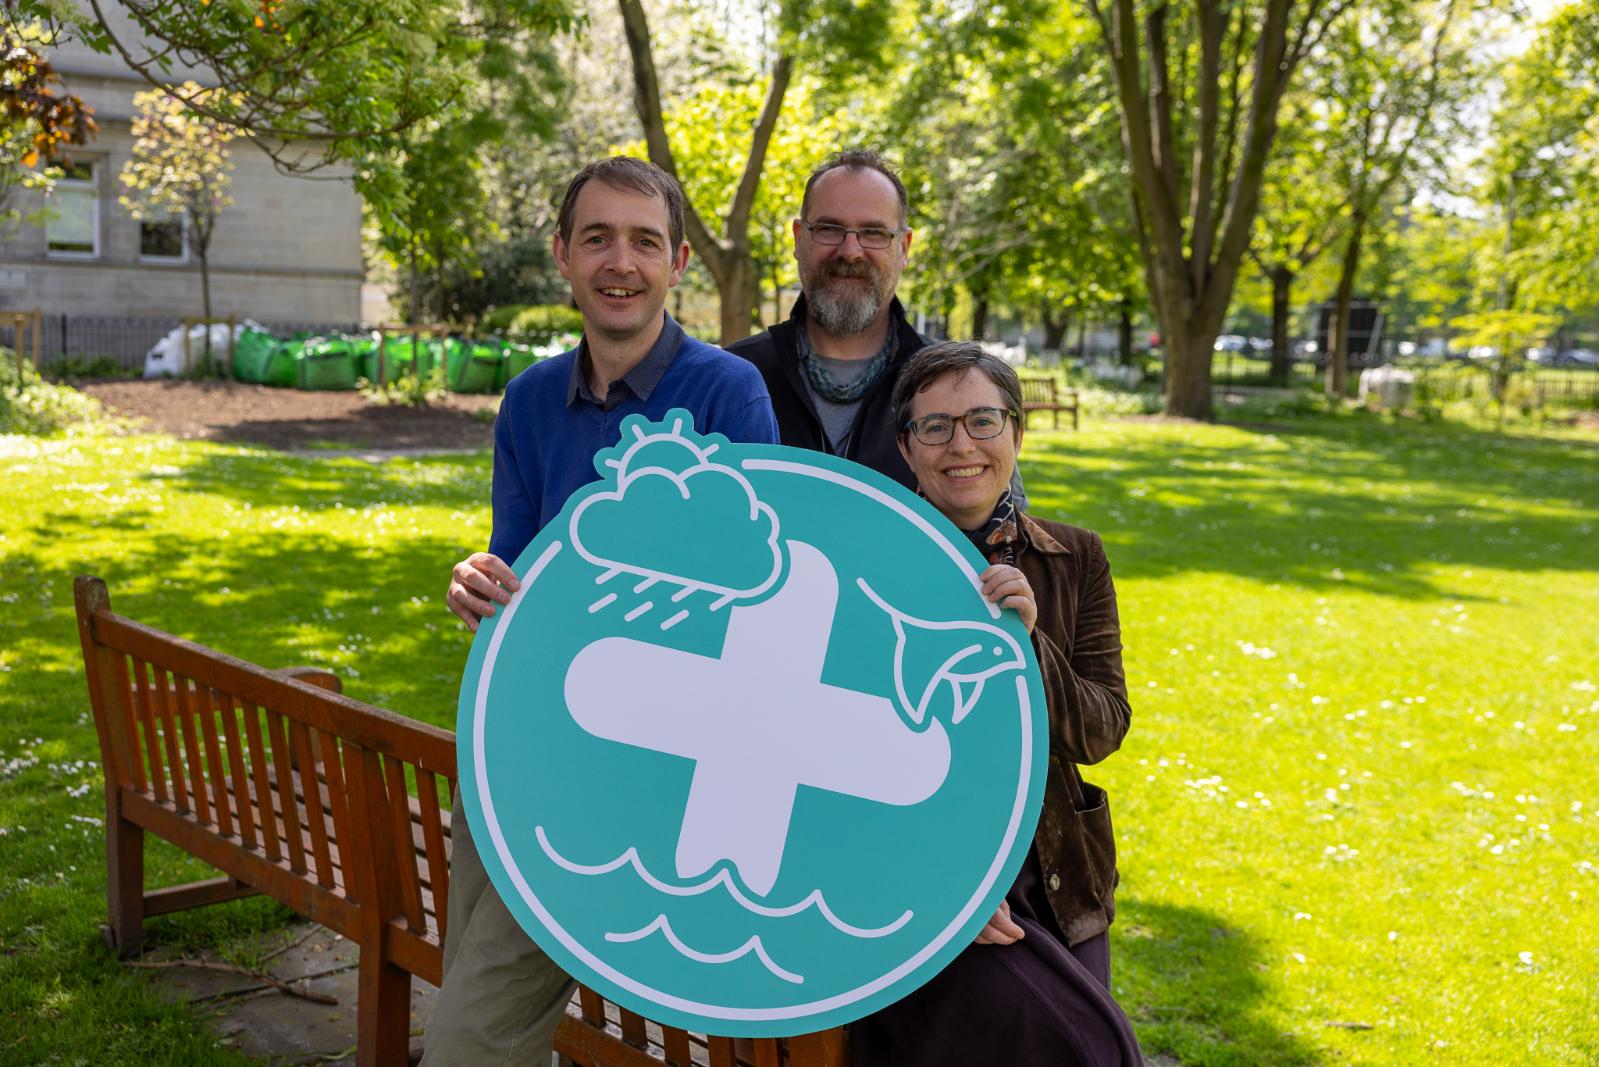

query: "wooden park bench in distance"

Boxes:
[1018, 374, 1080, 431]
[74, 576, 847, 1067]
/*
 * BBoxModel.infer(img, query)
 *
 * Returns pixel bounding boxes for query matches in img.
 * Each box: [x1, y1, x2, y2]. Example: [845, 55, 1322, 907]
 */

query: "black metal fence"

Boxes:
[0, 314, 362, 374]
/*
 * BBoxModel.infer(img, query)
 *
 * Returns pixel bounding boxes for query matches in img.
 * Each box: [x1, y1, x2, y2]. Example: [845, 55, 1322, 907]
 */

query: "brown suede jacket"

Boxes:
[1016, 513, 1132, 945]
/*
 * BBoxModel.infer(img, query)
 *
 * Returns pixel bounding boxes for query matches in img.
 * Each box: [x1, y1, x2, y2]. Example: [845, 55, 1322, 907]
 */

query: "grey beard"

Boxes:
[807, 281, 883, 336]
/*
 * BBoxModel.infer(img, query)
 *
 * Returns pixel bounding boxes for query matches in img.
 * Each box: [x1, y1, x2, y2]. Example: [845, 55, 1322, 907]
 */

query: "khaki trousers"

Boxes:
[421, 793, 577, 1066]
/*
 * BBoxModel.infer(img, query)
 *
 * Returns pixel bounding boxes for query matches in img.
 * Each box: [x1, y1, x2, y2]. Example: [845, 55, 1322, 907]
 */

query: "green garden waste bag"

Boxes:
[505, 343, 541, 385]
[261, 340, 297, 387]
[377, 335, 442, 383]
[232, 328, 280, 384]
[347, 335, 378, 383]
[295, 337, 358, 391]
[447, 340, 506, 393]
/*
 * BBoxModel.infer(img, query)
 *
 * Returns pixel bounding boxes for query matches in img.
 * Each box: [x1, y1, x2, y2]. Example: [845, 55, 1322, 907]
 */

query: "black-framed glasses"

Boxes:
[799, 219, 903, 250]
[903, 407, 1017, 446]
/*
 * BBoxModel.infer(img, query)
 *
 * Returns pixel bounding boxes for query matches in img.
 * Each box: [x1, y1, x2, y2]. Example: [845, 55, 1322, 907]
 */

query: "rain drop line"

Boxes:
[671, 586, 696, 603]
[660, 610, 690, 631]
[624, 601, 654, 622]
[588, 594, 617, 614]
[634, 576, 660, 594]
[595, 568, 621, 585]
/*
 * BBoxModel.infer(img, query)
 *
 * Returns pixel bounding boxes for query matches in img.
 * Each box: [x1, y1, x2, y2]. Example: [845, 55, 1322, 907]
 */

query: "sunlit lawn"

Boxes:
[1, 411, 1596, 1064]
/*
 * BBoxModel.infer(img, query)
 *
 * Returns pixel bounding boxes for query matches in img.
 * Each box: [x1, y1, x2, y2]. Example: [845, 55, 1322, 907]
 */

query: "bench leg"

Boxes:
[104, 789, 144, 957]
[357, 946, 412, 1067]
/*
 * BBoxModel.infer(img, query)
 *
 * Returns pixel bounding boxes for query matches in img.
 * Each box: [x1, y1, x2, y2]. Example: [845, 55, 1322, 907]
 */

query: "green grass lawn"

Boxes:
[2, 412, 1596, 1065]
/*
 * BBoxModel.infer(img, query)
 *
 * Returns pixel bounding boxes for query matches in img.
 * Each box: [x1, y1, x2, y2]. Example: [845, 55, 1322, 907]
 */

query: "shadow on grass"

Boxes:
[12, 505, 476, 731]
[1113, 899, 1315, 1066]
[1022, 412, 1599, 601]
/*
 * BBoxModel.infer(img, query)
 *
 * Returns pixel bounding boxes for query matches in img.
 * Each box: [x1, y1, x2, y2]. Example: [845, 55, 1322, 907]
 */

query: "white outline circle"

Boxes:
[468, 460, 1042, 1026]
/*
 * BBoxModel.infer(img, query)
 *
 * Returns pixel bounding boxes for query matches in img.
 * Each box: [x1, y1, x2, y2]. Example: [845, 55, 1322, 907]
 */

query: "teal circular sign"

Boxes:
[459, 410, 1047, 1036]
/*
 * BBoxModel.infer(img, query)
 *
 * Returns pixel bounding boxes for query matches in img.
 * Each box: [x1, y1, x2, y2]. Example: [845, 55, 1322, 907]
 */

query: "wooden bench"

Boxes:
[74, 576, 847, 1067]
[1018, 375, 1080, 430]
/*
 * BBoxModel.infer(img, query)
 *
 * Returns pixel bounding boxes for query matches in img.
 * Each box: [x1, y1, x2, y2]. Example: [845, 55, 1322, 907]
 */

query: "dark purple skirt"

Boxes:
[850, 852, 1142, 1067]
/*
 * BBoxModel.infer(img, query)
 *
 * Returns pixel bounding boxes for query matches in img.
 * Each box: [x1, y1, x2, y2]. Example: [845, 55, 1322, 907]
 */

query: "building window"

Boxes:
[45, 161, 99, 257]
[140, 212, 187, 262]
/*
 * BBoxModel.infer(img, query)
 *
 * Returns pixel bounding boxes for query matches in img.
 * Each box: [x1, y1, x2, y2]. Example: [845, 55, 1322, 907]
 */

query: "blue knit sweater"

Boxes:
[487, 330, 779, 565]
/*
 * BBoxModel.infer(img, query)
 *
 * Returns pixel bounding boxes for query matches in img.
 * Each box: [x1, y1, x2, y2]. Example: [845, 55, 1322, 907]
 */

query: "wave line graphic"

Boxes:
[536, 826, 912, 939]
[606, 914, 803, 985]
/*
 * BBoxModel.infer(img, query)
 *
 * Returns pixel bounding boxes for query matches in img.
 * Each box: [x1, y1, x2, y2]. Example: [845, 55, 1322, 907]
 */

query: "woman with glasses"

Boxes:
[851, 341, 1142, 1066]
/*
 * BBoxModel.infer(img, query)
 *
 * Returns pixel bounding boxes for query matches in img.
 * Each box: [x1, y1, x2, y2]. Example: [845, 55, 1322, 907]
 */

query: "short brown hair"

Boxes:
[893, 340, 1025, 440]
[557, 157, 686, 251]
[801, 149, 908, 227]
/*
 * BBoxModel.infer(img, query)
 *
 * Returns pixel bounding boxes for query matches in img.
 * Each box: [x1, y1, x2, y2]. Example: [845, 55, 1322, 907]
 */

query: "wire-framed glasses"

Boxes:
[799, 219, 903, 250]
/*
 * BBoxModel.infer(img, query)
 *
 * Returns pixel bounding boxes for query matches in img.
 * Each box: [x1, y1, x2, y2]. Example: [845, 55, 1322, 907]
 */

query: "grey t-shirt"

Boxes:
[803, 353, 876, 453]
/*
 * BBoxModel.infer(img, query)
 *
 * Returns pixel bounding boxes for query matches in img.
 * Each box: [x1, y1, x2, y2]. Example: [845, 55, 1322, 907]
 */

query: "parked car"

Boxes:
[1248, 336, 1272, 353]
[1526, 346, 1558, 365]
[1213, 334, 1249, 352]
[1558, 348, 1599, 367]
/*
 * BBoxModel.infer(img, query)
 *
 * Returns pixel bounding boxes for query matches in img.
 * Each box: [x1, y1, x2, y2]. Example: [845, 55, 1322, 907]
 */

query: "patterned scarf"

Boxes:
[960, 488, 1021, 566]
[796, 318, 898, 403]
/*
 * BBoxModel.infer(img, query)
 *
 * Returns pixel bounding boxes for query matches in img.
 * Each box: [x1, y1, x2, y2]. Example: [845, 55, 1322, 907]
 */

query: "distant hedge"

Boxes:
[481, 304, 584, 341]
[0, 350, 106, 436]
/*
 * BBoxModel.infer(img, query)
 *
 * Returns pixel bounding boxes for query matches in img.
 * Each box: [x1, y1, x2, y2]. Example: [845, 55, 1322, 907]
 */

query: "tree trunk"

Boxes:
[1118, 299, 1134, 365]
[718, 256, 760, 347]
[972, 294, 990, 340]
[617, 0, 790, 345]
[1270, 264, 1293, 387]
[1165, 325, 1216, 418]
[1042, 305, 1069, 351]
[198, 246, 213, 373]
[407, 238, 420, 327]
[1096, 0, 1300, 420]
[1327, 212, 1366, 398]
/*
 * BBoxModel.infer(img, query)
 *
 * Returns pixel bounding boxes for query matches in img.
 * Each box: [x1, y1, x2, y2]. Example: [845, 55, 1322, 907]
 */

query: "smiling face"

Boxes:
[897, 368, 1021, 532]
[793, 167, 912, 338]
[554, 180, 690, 348]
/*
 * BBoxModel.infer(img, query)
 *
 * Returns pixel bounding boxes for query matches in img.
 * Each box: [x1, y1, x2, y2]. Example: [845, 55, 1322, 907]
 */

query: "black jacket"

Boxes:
[727, 294, 925, 491]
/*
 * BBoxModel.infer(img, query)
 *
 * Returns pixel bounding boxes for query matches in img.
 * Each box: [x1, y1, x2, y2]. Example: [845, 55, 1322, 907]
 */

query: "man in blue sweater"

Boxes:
[427, 157, 777, 1066]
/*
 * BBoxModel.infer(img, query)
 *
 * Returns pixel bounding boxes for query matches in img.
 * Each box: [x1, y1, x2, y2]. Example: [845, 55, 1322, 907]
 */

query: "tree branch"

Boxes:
[615, 0, 725, 276]
[725, 52, 793, 243]
[1189, 0, 1224, 291]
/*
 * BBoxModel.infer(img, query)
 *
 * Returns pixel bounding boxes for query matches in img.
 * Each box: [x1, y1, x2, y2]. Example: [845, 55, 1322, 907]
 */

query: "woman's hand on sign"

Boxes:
[980, 564, 1037, 634]
[974, 900, 1025, 945]
[448, 552, 520, 632]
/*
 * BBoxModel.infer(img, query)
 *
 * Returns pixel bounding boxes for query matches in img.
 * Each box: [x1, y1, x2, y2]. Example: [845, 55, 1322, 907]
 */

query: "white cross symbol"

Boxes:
[564, 541, 952, 896]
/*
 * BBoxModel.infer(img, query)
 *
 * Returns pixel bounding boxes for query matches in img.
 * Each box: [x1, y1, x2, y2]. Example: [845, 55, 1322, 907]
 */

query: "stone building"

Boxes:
[1, 7, 365, 355]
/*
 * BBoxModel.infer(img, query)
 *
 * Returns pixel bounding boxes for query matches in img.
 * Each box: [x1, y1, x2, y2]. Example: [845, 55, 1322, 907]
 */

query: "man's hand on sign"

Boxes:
[448, 553, 520, 632]
[980, 564, 1037, 634]
[974, 900, 1025, 945]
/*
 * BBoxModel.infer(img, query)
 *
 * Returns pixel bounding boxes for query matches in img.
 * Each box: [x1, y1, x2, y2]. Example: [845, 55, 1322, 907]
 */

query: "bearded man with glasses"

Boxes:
[728, 150, 1025, 506]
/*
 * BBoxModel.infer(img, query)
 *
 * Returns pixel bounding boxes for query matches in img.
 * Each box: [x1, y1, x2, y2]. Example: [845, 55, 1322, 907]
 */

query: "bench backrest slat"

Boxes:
[197, 686, 236, 839]
[149, 668, 189, 812]
[240, 701, 283, 863]
[317, 726, 355, 887]
[265, 709, 309, 875]
[129, 659, 167, 803]
[707, 1035, 737, 1067]
[291, 720, 338, 888]
[383, 755, 431, 932]
[415, 768, 450, 940]
[662, 1028, 693, 1066]
[219, 693, 258, 850]
[172, 674, 214, 824]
